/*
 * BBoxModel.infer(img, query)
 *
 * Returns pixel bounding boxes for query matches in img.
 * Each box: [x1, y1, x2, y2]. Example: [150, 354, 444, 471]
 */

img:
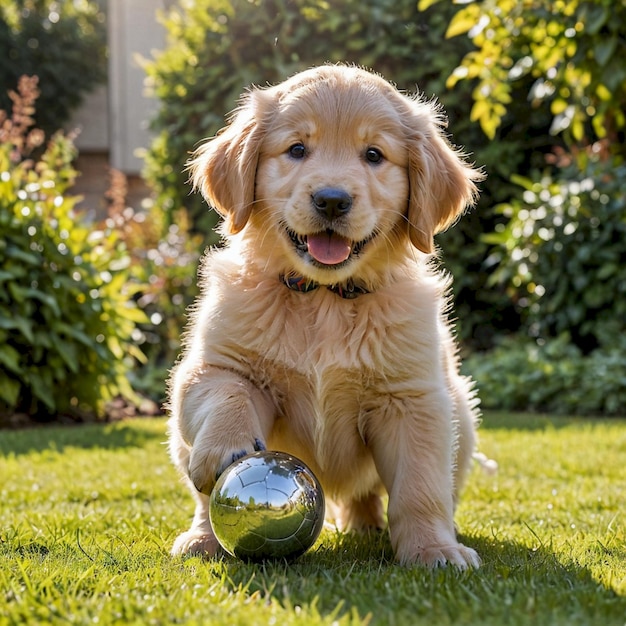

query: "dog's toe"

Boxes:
[215, 448, 249, 479]
[414, 544, 481, 569]
[190, 437, 267, 494]
[171, 528, 221, 557]
[215, 438, 267, 479]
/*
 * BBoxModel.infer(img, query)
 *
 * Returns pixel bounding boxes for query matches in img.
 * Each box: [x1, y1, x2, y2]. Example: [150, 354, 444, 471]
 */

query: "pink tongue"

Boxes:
[307, 232, 352, 265]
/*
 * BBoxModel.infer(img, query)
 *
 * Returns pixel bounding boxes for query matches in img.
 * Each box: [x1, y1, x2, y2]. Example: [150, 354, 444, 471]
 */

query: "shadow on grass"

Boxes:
[218, 531, 625, 625]
[479, 411, 626, 432]
[0, 418, 165, 457]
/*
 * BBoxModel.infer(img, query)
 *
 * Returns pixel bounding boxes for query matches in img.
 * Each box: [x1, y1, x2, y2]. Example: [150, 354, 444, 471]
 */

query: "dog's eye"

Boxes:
[365, 147, 383, 164]
[288, 143, 306, 159]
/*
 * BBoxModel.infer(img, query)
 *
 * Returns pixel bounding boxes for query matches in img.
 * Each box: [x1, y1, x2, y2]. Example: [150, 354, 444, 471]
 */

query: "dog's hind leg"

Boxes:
[331, 491, 386, 532]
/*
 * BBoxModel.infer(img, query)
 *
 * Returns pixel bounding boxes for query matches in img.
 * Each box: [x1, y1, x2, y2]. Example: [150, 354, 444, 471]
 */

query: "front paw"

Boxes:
[400, 543, 481, 569]
[171, 527, 221, 557]
[189, 437, 266, 495]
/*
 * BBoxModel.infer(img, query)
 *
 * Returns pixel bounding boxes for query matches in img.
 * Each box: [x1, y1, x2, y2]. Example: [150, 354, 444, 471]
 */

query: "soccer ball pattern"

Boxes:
[209, 451, 325, 560]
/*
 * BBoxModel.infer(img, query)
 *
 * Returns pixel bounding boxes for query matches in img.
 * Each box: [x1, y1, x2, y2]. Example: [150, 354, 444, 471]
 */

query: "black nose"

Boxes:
[312, 187, 353, 220]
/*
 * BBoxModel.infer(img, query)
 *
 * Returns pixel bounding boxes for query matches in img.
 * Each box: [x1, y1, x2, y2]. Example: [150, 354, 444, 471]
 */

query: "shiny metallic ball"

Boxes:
[209, 451, 325, 561]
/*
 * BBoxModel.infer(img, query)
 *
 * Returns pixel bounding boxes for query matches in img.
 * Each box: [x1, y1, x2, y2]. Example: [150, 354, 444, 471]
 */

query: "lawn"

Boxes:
[1, 412, 625, 625]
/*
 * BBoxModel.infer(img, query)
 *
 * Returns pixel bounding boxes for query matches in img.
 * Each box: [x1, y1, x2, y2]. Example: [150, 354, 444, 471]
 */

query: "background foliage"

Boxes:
[435, 0, 626, 145]
[0, 77, 147, 421]
[0, 0, 107, 137]
[485, 156, 626, 353]
[431, 0, 626, 339]
[436, 0, 626, 413]
[142, 0, 626, 416]
[1, 0, 625, 418]
[102, 172, 202, 402]
[464, 334, 626, 416]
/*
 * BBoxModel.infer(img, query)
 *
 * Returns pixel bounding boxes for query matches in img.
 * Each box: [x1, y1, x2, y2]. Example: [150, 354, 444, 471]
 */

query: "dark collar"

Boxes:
[280, 274, 369, 299]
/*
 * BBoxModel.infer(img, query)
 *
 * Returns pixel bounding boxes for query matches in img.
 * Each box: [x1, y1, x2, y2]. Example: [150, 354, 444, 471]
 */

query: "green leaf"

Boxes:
[0, 344, 22, 374]
[594, 37, 617, 67]
[510, 174, 535, 189]
[584, 4, 609, 35]
[10, 286, 62, 317]
[476, 105, 500, 140]
[107, 335, 124, 360]
[52, 336, 80, 373]
[551, 98, 569, 115]
[56, 321, 97, 349]
[127, 343, 148, 365]
[470, 99, 490, 123]
[0, 374, 20, 406]
[5, 246, 41, 265]
[446, 6, 482, 38]
[571, 117, 584, 142]
[116, 305, 150, 325]
[595, 83, 612, 102]
[28, 371, 56, 411]
[417, 0, 444, 10]
[0, 316, 34, 343]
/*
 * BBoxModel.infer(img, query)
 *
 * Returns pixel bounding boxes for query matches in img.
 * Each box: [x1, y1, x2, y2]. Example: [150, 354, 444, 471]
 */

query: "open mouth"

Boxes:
[287, 228, 372, 267]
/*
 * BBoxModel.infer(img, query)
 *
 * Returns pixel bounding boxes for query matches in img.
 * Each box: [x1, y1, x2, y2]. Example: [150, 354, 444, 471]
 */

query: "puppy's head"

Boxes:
[189, 65, 483, 285]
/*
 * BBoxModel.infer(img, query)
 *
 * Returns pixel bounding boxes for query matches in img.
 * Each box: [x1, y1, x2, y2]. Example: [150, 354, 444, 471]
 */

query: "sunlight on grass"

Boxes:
[1, 413, 625, 625]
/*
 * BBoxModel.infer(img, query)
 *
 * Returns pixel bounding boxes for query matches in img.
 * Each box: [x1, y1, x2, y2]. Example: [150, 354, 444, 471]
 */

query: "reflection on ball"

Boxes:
[209, 451, 325, 561]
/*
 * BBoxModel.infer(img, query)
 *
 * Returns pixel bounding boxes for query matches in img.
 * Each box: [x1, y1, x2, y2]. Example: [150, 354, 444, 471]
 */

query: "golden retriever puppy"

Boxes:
[168, 64, 484, 568]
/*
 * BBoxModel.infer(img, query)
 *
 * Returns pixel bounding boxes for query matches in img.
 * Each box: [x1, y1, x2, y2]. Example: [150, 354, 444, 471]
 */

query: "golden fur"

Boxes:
[167, 65, 484, 567]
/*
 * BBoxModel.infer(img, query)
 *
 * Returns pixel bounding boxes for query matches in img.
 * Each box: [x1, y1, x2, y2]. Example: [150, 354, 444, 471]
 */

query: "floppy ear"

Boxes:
[187, 90, 267, 234]
[405, 103, 484, 254]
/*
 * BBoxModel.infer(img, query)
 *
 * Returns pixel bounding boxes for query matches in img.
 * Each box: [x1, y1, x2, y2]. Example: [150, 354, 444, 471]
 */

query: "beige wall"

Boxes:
[69, 0, 170, 174]
[68, 85, 109, 152]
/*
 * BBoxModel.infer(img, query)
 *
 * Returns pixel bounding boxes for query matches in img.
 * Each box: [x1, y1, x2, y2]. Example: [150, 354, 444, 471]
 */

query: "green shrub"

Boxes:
[465, 334, 626, 417]
[102, 169, 202, 402]
[0, 0, 106, 137]
[429, 0, 626, 352]
[435, 0, 626, 148]
[484, 152, 626, 353]
[0, 76, 148, 420]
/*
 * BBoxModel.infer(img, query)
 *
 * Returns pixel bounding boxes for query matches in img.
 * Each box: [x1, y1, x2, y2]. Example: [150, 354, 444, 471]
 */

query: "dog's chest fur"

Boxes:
[196, 248, 445, 378]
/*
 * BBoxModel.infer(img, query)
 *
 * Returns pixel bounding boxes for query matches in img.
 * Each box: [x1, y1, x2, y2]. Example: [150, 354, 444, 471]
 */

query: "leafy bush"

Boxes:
[0, 0, 107, 136]
[484, 150, 626, 352]
[436, 0, 626, 146]
[0, 76, 148, 420]
[430, 0, 626, 352]
[465, 334, 626, 417]
[102, 170, 202, 401]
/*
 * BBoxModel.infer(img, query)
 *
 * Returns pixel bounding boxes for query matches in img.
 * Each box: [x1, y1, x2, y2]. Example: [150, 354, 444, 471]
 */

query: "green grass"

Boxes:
[1, 413, 625, 625]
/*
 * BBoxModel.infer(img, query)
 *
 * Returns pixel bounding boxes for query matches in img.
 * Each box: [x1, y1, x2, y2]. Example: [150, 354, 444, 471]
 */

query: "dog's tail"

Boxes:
[473, 451, 498, 475]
